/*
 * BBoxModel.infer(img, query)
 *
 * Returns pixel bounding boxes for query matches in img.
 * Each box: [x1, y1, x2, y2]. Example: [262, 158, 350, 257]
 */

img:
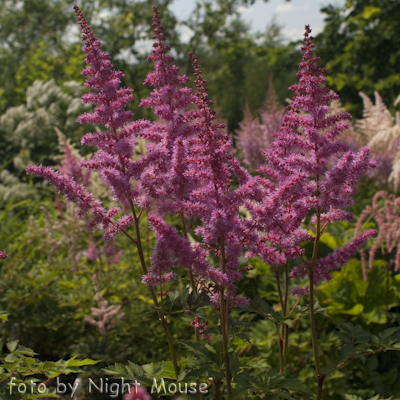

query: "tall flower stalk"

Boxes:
[27, 5, 183, 378]
[243, 26, 377, 397]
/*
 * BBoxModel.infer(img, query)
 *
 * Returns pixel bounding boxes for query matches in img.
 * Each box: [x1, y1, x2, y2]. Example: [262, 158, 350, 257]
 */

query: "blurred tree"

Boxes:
[316, 0, 400, 117]
[0, 0, 179, 118]
[178, 0, 296, 132]
[0, 0, 291, 133]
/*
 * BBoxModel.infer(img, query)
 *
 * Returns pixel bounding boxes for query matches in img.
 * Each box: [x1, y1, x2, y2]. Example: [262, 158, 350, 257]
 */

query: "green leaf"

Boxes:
[103, 363, 131, 378]
[23, 357, 35, 370]
[6, 341, 18, 352]
[280, 378, 313, 394]
[169, 290, 180, 304]
[67, 358, 98, 367]
[127, 361, 144, 378]
[181, 341, 215, 363]
[0, 311, 8, 321]
[282, 319, 295, 328]
[339, 344, 356, 360]
[141, 363, 156, 377]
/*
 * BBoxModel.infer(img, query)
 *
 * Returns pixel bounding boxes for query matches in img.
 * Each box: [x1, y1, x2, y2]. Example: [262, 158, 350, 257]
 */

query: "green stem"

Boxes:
[309, 199, 322, 399]
[180, 212, 200, 343]
[180, 212, 197, 291]
[275, 268, 285, 373]
[130, 200, 180, 379]
[220, 236, 232, 396]
[215, 379, 221, 400]
[282, 260, 290, 370]
[386, 262, 389, 312]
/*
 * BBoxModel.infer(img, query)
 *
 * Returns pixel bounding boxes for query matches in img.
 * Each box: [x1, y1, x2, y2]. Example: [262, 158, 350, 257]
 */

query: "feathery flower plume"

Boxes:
[245, 25, 377, 291]
[136, 6, 197, 206]
[84, 274, 125, 337]
[26, 6, 146, 239]
[356, 190, 400, 278]
[54, 127, 91, 187]
[235, 79, 285, 172]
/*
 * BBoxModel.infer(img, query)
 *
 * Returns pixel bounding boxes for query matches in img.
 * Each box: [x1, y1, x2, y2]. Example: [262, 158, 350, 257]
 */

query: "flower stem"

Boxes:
[130, 200, 180, 379]
[309, 199, 322, 399]
[180, 212, 200, 343]
[220, 236, 232, 395]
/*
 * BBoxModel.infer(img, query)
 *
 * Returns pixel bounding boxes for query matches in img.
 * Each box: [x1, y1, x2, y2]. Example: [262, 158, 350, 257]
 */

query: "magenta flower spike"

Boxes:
[136, 6, 198, 206]
[245, 26, 377, 291]
[26, 6, 146, 239]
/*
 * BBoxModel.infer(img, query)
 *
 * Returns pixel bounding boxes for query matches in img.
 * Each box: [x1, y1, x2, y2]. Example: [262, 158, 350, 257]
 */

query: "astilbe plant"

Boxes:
[27, 5, 182, 378]
[242, 26, 377, 398]
[25, 6, 400, 399]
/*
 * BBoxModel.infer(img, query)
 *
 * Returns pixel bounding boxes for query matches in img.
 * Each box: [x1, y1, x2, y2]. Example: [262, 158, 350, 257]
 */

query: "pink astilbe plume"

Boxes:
[142, 49, 261, 306]
[356, 190, 400, 279]
[138, 7, 261, 302]
[137, 6, 197, 206]
[161, 52, 262, 306]
[55, 128, 91, 187]
[26, 6, 150, 239]
[84, 274, 125, 337]
[245, 25, 377, 291]
[235, 100, 267, 171]
[235, 80, 285, 171]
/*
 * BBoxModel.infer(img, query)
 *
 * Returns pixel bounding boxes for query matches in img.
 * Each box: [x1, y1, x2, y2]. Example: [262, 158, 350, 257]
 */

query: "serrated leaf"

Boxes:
[67, 358, 98, 367]
[154, 361, 165, 377]
[127, 361, 144, 378]
[181, 341, 214, 363]
[177, 370, 187, 382]
[6, 341, 18, 352]
[4, 353, 20, 363]
[337, 331, 352, 344]
[339, 344, 356, 360]
[169, 290, 180, 304]
[280, 378, 313, 394]
[23, 357, 35, 369]
[161, 361, 177, 379]
[142, 363, 155, 377]
[378, 327, 400, 343]
[230, 353, 240, 374]
[103, 363, 130, 378]
[283, 319, 295, 328]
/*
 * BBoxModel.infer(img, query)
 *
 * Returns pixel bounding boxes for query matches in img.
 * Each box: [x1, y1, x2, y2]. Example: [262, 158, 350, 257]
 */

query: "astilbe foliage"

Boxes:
[243, 26, 377, 294]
